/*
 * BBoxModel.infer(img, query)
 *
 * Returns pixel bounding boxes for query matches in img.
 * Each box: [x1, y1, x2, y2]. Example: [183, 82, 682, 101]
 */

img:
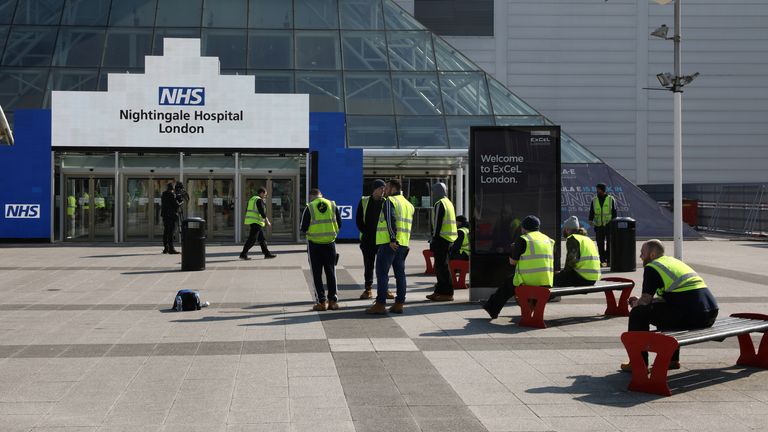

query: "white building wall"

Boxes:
[397, 0, 768, 185]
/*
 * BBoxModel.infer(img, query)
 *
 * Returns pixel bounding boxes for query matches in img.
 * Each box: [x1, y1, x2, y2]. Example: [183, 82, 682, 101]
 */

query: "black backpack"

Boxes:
[172, 289, 201, 311]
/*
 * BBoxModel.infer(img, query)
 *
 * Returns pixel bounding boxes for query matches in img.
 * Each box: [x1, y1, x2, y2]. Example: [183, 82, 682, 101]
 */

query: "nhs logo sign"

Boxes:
[338, 206, 353, 220]
[5, 204, 41, 219]
[158, 87, 205, 106]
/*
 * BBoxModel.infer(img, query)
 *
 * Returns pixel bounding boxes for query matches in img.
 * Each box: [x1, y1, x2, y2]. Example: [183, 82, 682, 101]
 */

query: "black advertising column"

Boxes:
[468, 126, 561, 301]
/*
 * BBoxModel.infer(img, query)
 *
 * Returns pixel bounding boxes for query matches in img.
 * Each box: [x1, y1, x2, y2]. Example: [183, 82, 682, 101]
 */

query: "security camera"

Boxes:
[0, 105, 13, 146]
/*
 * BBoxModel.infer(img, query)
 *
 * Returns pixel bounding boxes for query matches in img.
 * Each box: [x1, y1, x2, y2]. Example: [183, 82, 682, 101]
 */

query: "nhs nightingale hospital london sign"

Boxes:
[52, 38, 308, 149]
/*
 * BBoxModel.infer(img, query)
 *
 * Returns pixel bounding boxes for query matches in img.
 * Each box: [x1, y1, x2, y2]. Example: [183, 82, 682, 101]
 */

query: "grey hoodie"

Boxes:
[431, 182, 447, 202]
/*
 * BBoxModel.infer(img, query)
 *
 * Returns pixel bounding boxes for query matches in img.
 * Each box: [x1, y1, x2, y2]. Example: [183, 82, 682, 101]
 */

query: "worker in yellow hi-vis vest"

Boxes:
[240, 187, 276, 260]
[588, 183, 617, 267]
[426, 182, 458, 302]
[301, 188, 342, 312]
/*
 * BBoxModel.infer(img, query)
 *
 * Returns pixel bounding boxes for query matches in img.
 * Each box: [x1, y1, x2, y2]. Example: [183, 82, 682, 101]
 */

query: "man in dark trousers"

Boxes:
[240, 187, 276, 260]
[426, 182, 457, 302]
[622, 239, 718, 371]
[160, 183, 180, 254]
[356, 179, 393, 300]
[589, 183, 617, 267]
[301, 188, 342, 311]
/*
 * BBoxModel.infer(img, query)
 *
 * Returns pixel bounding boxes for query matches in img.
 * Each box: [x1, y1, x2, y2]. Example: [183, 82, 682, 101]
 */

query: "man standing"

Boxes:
[589, 183, 616, 267]
[355, 179, 393, 300]
[553, 216, 600, 287]
[622, 240, 719, 371]
[481, 215, 554, 319]
[301, 189, 342, 311]
[160, 183, 180, 254]
[426, 182, 458, 302]
[240, 187, 277, 260]
[366, 179, 414, 315]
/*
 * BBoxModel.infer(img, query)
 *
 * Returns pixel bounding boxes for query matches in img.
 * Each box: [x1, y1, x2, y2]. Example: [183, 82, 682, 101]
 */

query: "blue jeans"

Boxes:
[375, 245, 409, 304]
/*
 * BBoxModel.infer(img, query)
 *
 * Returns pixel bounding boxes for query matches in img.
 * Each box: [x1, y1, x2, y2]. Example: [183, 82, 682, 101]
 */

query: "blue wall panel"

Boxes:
[309, 112, 361, 241]
[0, 110, 52, 240]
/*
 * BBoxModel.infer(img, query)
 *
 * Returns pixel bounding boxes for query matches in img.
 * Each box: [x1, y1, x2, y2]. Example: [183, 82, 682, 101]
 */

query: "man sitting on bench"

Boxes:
[555, 216, 601, 287]
[449, 215, 470, 261]
[482, 215, 554, 319]
[621, 239, 719, 371]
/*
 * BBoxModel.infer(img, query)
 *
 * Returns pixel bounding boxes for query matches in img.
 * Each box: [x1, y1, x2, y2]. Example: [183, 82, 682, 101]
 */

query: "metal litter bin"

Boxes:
[181, 217, 206, 271]
[610, 217, 636, 272]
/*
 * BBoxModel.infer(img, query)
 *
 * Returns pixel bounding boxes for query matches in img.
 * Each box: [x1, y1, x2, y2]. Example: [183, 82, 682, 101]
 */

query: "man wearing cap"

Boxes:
[356, 179, 393, 300]
[589, 183, 617, 267]
[482, 215, 554, 319]
[426, 182, 458, 302]
[449, 215, 470, 261]
[554, 216, 600, 287]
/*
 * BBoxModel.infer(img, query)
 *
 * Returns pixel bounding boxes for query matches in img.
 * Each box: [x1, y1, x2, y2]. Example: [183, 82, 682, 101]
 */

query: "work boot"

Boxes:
[365, 302, 387, 315]
[481, 302, 498, 320]
[389, 303, 404, 314]
[426, 293, 437, 300]
[312, 302, 327, 312]
[162, 246, 169, 254]
[261, 243, 276, 259]
[328, 301, 340, 310]
[239, 254, 251, 260]
[168, 248, 180, 255]
[264, 253, 277, 259]
[359, 289, 372, 299]
[386, 290, 395, 299]
[429, 294, 453, 302]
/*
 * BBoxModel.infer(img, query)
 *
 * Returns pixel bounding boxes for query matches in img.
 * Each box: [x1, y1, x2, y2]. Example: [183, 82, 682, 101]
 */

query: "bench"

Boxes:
[422, 249, 435, 275]
[514, 277, 635, 328]
[621, 313, 768, 396]
[449, 259, 469, 289]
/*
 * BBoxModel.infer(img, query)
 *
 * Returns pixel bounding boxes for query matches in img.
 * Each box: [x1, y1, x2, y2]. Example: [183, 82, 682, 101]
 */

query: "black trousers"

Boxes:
[594, 226, 610, 264]
[629, 303, 719, 363]
[359, 242, 379, 288]
[431, 237, 453, 295]
[553, 269, 596, 287]
[241, 223, 270, 257]
[308, 241, 337, 303]
[162, 217, 176, 250]
[484, 271, 518, 318]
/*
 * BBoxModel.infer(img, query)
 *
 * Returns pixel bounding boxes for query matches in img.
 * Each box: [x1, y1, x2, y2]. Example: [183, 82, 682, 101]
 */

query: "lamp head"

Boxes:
[656, 72, 674, 88]
[650, 24, 669, 39]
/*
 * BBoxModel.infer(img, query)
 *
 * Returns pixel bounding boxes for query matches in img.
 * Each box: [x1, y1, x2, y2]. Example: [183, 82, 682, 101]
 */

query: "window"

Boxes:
[62, 0, 109, 26]
[2, 27, 57, 66]
[414, 0, 493, 37]
[109, 0, 157, 27]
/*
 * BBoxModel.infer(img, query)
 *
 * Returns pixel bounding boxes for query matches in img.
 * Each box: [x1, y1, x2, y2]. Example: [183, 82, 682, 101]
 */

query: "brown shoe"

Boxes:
[426, 293, 437, 300]
[312, 302, 327, 312]
[429, 294, 454, 302]
[359, 289, 372, 300]
[365, 302, 387, 315]
[389, 303, 404, 314]
[386, 290, 395, 299]
[328, 301, 340, 310]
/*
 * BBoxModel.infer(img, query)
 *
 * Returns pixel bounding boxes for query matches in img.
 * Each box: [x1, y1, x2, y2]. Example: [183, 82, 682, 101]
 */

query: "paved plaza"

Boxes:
[0, 238, 767, 432]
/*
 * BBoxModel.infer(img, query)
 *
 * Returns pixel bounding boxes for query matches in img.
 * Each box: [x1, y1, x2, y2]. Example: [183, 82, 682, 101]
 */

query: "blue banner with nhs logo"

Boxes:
[0, 110, 51, 241]
[158, 87, 205, 106]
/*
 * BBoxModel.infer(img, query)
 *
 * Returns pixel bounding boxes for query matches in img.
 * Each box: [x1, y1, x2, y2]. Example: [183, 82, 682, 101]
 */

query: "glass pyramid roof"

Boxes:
[0, 0, 601, 163]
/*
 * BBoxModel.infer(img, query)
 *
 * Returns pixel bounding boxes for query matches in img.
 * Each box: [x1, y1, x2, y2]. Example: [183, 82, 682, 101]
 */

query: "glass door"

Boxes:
[93, 178, 115, 240]
[241, 178, 268, 242]
[270, 178, 295, 242]
[64, 177, 90, 240]
[125, 178, 151, 240]
[152, 179, 176, 239]
[64, 176, 114, 241]
[186, 177, 236, 241]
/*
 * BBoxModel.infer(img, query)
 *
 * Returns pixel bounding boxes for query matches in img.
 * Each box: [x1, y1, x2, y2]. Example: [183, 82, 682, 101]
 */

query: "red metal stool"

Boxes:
[449, 260, 469, 289]
[422, 249, 435, 275]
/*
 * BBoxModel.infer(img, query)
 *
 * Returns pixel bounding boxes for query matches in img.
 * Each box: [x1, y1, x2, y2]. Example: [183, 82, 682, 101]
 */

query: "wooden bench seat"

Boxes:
[621, 313, 768, 396]
[514, 277, 635, 328]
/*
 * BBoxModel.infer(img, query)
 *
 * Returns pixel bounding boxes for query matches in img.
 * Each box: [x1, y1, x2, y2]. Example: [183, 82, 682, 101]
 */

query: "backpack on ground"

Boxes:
[173, 289, 201, 311]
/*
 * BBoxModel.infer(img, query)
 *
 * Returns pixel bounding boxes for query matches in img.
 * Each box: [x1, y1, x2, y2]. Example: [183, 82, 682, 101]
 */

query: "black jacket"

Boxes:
[160, 190, 178, 219]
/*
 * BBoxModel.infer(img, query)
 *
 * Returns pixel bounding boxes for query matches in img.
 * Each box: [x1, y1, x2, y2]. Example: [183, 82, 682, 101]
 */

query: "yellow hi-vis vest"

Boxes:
[67, 195, 76, 216]
[646, 256, 707, 297]
[569, 233, 601, 281]
[436, 197, 458, 242]
[359, 195, 370, 240]
[306, 197, 339, 244]
[592, 195, 614, 227]
[458, 226, 470, 255]
[82, 192, 90, 210]
[244, 196, 265, 226]
[376, 195, 414, 247]
[513, 231, 554, 287]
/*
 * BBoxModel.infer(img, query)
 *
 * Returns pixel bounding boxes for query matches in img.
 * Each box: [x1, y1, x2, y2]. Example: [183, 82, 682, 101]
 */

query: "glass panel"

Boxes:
[61, 154, 116, 168]
[0, 26, 7, 60]
[445, 115, 493, 149]
[252, 71, 294, 93]
[414, 0, 493, 37]
[344, 72, 393, 115]
[487, 76, 538, 116]
[248, 0, 292, 29]
[53, 28, 106, 67]
[93, 178, 115, 240]
[383, 0, 422, 30]
[387, 31, 436, 71]
[121, 154, 180, 169]
[0, 0, 16, 24]
[98, 68, 142, 91]
[2, 27, 57, 66]
[296, 71, 343, 112]
[185, 155, 235, 169]
[248, 30, 293, 69]
[347, 115, 396, 148]
[153, 28, 201, 55]
[295, 30, 341, 70]
[49, 68, 98, 91]
[339, 0, 384, 30]
[156, 0, 202, 27]
[494, 115, 545, 126]
[396, 116, 447, 148]
[562, 132, 602, 163]
[210, 178, 235, 240]
[341, 31, 388, 70]
[439, 72, 490, 115]
[433, 35, 478, 72]
[14, 0, 64, 25]
[62, 0, 109, 25]
[103, 28, 153, 68]
[391, 72, 442, 115]
[0, 68, 50, 109]
[109, 0, 157, 27]
[202, 28, 247, 69]
[125, 178, 152, 240]
[65, 177, 89, 240]
[295, 0, 338, 29]
[270, 178, 294, 241]
[203, 0, 247, 28]
[185, 178, 208, 220]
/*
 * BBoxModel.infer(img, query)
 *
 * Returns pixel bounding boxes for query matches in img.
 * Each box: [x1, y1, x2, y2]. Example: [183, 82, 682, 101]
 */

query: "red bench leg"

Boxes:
[601, 277, 635, 316]
[515, 285, 551, 328]
[731, 313, 768, 368]
[621, 331, 679, 396]
[422, 249, 435, 275]
[449, 259, 469, 289]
